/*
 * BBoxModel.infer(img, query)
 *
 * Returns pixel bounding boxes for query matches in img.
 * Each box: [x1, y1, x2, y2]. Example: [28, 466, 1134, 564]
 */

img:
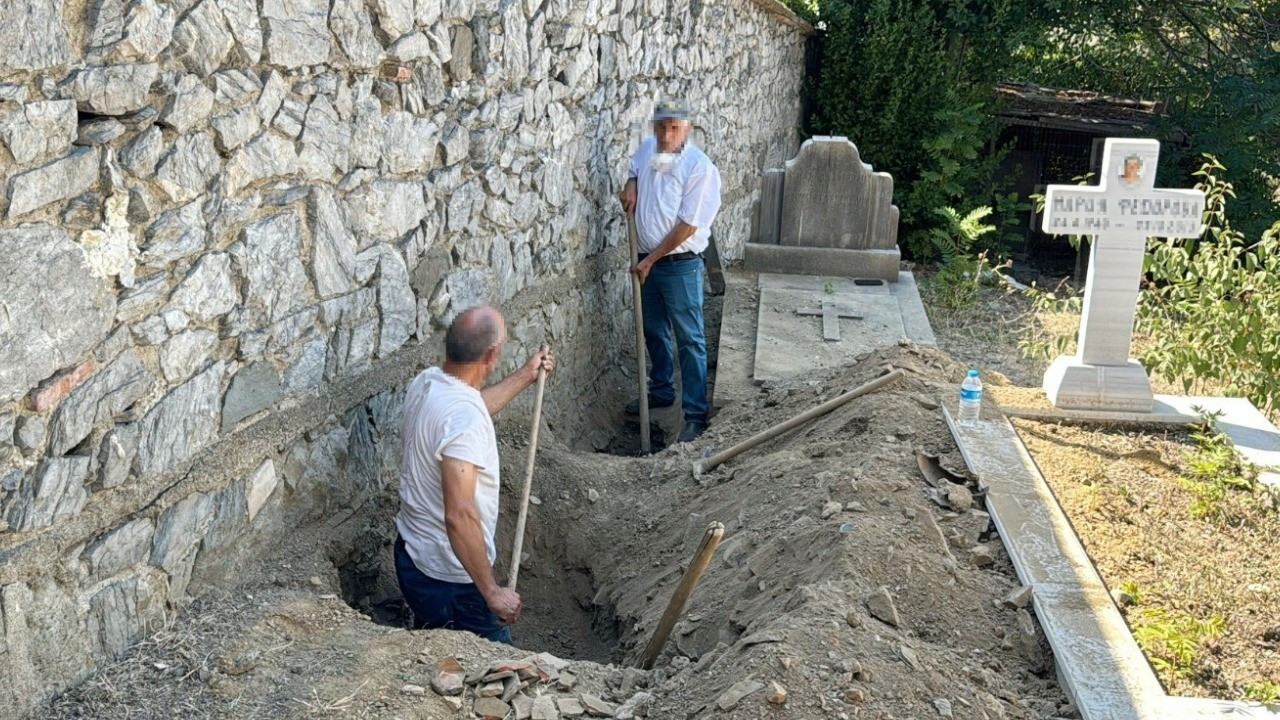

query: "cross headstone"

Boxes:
[1041, 138, 1204, 411]
[796, 302, 863, 342]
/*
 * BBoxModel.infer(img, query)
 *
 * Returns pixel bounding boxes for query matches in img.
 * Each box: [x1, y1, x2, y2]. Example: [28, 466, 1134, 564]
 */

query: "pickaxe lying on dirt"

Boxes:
[692, 367, 906, 479]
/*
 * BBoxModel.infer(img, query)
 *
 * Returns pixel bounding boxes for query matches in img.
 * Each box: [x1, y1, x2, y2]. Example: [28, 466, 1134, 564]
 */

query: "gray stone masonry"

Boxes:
[0, 0, 811, 714]
[746, 136, 902, 281]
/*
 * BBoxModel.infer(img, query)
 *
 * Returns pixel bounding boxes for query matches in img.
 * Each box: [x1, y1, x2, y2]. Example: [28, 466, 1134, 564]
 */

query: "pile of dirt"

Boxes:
[43, 344, 1071, 719]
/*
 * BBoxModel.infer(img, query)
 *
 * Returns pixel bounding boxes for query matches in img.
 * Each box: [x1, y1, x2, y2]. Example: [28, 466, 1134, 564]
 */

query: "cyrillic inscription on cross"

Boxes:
[1041, 138, 1204, 411]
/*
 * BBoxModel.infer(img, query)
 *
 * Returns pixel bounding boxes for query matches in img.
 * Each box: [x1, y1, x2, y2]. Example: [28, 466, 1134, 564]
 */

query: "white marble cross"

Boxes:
[1041, 138, 1204, 411]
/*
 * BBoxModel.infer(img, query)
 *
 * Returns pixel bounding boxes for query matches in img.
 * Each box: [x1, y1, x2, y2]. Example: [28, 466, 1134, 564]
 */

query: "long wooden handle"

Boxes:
[506, 344, 549, 590]
[635, 522, 725, 669]
[627, 216, 650, 454]
[696, 368, 905, 474]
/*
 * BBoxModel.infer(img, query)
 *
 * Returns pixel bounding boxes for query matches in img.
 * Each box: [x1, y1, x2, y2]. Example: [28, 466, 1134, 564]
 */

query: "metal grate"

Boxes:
[999, 123, 1104, 274]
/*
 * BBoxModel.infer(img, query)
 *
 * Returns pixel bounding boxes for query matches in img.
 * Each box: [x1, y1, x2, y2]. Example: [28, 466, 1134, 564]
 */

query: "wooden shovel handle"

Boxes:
[627, 216, 650, 454]
[507, 343, 550, 589]
[635, 522, 725, 669]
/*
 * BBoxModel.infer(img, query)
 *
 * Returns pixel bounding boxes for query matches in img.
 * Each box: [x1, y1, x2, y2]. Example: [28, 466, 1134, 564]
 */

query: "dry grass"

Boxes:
[1014, 420, 1280, 701]
[44, 592, 270, 720]
[922, 272, 1280, 701]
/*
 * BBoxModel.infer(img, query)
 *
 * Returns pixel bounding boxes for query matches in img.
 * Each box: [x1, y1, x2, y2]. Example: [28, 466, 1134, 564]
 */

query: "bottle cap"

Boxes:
[967, 369, 979, 377]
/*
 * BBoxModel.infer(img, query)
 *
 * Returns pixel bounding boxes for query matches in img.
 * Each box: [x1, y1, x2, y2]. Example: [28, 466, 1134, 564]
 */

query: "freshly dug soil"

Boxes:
[44, 345, 1070, 719]
[1015, 419, 1280, 702]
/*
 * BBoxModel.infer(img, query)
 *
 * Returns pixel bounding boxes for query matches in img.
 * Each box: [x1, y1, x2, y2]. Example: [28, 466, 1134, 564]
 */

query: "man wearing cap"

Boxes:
[619, 98, 722, 443]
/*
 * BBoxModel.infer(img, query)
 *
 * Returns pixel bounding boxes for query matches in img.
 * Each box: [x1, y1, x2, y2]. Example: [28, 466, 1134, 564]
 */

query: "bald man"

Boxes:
[394, 305, 554, 642]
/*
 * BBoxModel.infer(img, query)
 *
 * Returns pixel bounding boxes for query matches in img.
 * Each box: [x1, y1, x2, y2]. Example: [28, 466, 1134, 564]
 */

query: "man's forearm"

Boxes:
[445, 507, 501, 597]
[645, 221, 698, 261]
[480, 368, 533, 416]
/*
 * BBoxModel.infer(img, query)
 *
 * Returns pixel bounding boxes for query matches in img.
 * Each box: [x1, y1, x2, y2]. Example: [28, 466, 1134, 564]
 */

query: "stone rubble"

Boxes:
[971, 543, 996, 568]
[430, 656, 466, 695]
[474, 696, 512, 719]
[532, 695, 560, 720]
[766, 680, 788, 704]
[558, 696, 587, 717]
[1003, 585, 1034, 609]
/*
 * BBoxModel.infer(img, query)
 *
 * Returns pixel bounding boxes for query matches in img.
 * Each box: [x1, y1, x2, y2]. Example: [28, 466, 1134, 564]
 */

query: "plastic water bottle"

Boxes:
[958, 370, 982, 427]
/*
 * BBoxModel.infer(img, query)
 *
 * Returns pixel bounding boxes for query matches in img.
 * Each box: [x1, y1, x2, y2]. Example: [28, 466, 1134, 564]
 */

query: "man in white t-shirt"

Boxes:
[619, 97, 722, 444]
[394, 305, 554, 643]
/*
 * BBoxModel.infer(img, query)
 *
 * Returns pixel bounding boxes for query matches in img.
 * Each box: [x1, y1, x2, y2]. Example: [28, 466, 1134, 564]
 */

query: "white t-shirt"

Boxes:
[628, 136, 722, 255]
[396, 367, 501, 584]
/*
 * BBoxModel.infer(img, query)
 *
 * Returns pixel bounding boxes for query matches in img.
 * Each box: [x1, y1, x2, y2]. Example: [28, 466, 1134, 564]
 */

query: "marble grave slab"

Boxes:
[752, 288, 904, 382]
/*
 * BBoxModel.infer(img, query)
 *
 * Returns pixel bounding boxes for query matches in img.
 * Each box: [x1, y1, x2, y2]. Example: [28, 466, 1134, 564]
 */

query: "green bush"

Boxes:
[1138, 157, 1280, 416]
[1132, 608, 1224, 682]
[922, 206, 1011, 310]
[1179, 414, 1267, 525]
[809, 0, 1040, 254]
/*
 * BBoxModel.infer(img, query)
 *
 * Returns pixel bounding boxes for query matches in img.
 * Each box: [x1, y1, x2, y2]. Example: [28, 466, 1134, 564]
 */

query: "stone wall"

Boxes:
[0, 0, 807, 713]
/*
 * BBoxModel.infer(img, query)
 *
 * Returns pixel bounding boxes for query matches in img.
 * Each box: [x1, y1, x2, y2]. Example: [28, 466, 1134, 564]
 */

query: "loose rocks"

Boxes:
[716, 679, 764, 711]
[766, 681, 788, 704]
[971, 544, 995, 568]
[580, 693, 615, 717]
[430, 656, 465, 696]
[1003, 585, 1033, 609]
[864, 586, 901, 627]
[945, 483, 974, 512]
[474, 697, 512, 720]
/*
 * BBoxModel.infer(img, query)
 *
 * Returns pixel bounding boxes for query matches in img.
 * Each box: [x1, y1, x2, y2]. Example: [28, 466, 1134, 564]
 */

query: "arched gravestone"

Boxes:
[745, 136, 901, 282]
[1041, 138, 1205, 411]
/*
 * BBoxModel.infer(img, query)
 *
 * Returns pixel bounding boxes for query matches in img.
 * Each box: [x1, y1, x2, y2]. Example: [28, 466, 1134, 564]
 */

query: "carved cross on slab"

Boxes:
[796, 302, 863, 342]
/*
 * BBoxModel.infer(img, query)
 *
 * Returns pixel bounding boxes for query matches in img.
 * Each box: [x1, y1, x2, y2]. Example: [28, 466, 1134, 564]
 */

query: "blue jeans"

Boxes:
[394, 535, 511, 644]
[641, 257, 708, 423]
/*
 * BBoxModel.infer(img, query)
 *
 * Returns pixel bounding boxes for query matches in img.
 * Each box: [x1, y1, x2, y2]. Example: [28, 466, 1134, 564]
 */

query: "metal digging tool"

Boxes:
[506, 343, 549, 590]
[693, 368, 906, 479]
[627, 215, 651, 454]
[635, 521, 725, 669]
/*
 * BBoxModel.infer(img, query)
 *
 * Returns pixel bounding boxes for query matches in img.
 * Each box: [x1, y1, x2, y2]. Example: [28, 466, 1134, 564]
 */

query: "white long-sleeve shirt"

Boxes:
[627, 137, 722, 255]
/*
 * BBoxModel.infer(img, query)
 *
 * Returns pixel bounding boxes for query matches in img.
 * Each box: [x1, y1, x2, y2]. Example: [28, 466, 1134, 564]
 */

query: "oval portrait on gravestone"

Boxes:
[1120, 154, 1144, 188]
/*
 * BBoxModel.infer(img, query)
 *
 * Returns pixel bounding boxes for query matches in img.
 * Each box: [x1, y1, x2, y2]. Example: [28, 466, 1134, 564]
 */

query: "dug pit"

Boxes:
[328, 487, 625, 664]
[43, 345, 1070, 720]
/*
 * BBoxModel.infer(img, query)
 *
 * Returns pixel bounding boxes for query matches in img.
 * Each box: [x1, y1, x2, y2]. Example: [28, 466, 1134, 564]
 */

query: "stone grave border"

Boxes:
[944, 399, 1280, 720]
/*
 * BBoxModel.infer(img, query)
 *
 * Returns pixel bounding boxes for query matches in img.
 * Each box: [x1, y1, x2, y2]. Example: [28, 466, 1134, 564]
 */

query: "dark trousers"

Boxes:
[394, 535, 511, 644]
[641, 257, 709, 423]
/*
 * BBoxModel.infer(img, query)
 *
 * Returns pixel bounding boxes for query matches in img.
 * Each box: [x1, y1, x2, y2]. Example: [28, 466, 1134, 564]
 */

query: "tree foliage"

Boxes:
[806, 0, 1280, 249]
[1011, 0, 1280, 236]
[1138, 156, 1280, 414]
[811, 0, 1042, 254]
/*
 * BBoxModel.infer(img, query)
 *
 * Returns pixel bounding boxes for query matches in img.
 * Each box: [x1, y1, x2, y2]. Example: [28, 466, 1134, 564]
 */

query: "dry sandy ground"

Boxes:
[42, 344, 1073, 719]
[1016, 419, 1280, 702]
[926, 277, 1280, 704]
